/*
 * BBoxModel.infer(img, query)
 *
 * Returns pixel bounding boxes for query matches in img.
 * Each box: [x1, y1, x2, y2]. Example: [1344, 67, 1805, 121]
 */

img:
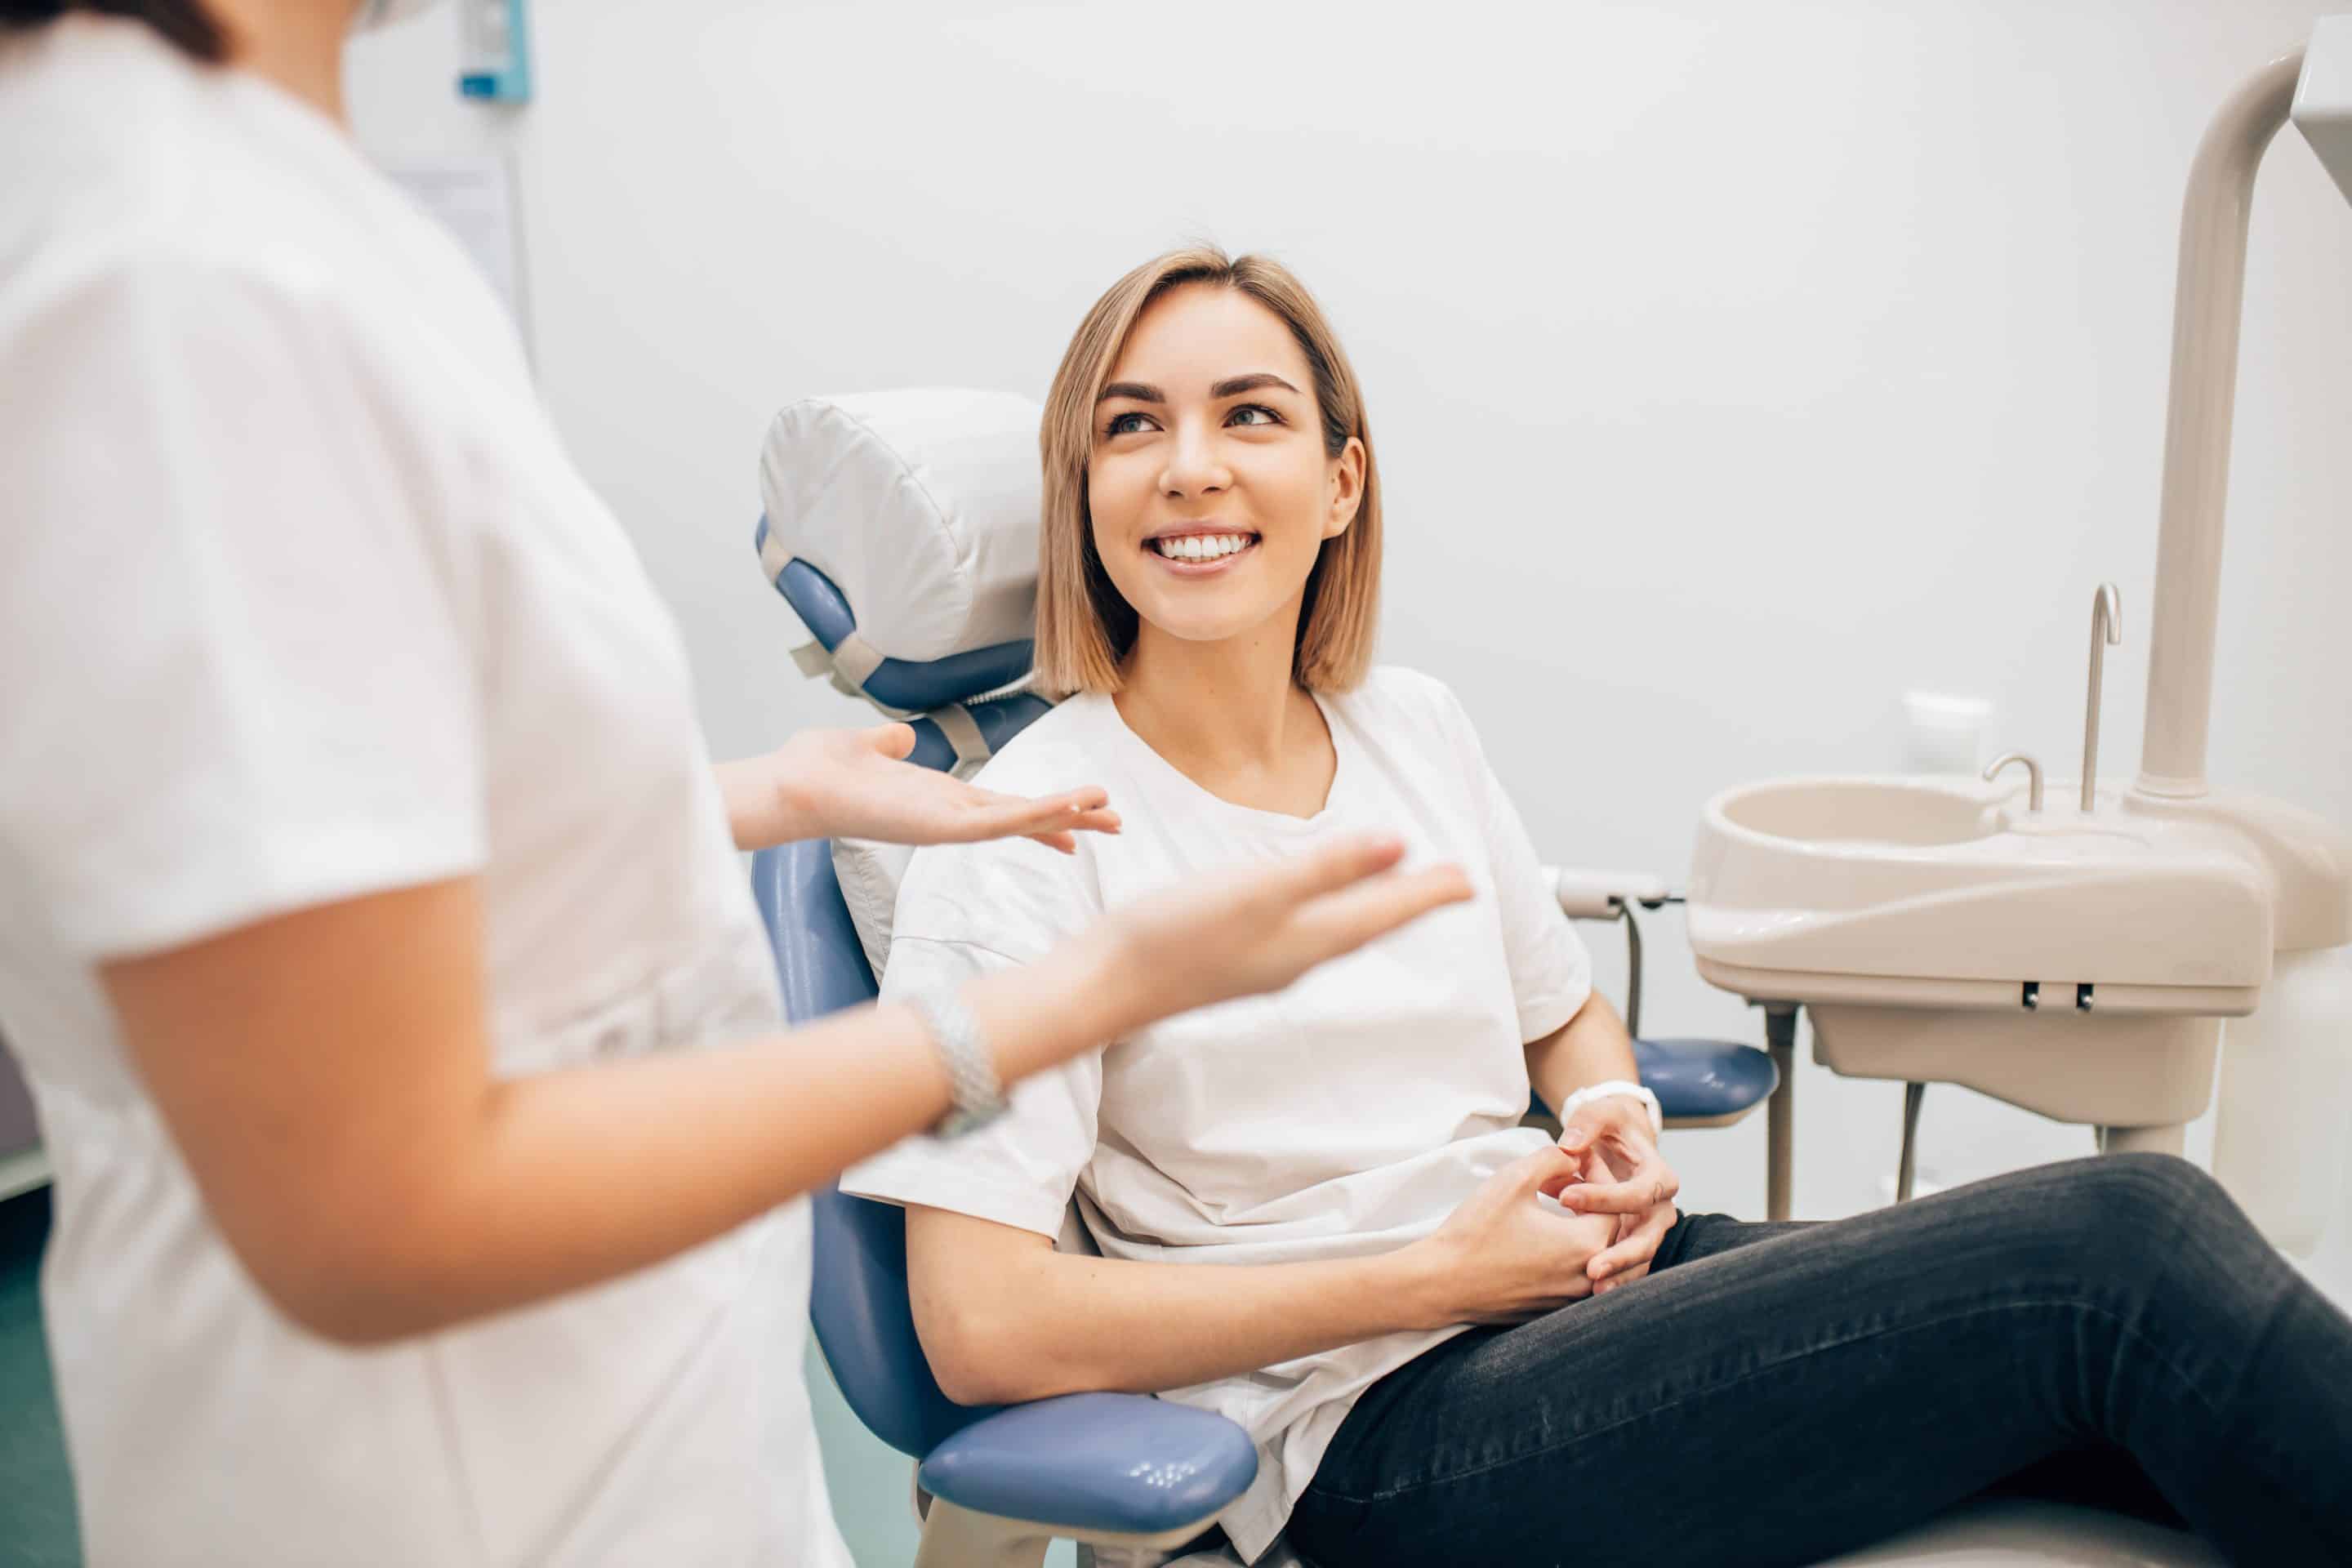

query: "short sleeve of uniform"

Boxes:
[1425, 677, 1592, 1042]
[838, 829, 1106, 1241]
[0, 252, 485, 960]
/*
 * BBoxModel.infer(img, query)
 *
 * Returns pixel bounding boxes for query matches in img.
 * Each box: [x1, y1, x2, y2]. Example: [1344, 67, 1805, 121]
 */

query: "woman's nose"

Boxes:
[1159, 423, 1231, 499]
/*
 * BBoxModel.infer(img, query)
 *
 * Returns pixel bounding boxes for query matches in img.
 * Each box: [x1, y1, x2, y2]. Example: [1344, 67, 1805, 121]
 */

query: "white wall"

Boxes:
[348, 0, 2352, 1236]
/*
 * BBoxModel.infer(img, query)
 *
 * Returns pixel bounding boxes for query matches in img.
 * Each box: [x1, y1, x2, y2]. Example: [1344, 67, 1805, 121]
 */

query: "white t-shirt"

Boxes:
[0, 20, 849, 1566]
[841, 666, 1592, 1561]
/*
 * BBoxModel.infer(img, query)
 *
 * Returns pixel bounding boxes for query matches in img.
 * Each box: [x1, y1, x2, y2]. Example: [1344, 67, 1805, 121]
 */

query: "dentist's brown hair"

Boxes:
[1, 1, 227, 60]
[1033, 246, 1382, 697]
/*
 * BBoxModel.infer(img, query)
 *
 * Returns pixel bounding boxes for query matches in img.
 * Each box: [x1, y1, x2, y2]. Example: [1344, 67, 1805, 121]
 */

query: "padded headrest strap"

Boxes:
[786, 612, 1018, 769]
[789, 631, 905, 718]
[926, 702, 993, 769]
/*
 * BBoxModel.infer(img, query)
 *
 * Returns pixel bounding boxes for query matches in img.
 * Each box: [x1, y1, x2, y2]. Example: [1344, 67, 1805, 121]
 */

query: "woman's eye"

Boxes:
[1104, 412, 1154, 437]
[1227, 403, 1281, 427]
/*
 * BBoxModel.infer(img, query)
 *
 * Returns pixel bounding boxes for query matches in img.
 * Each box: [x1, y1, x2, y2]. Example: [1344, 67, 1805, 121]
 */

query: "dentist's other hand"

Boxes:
[1556, 1098, 1681, 1293]
[1105, 833, 1472, 1028]
[719, 723, 1122, 853]
[1405, 1147, 1616, 1325]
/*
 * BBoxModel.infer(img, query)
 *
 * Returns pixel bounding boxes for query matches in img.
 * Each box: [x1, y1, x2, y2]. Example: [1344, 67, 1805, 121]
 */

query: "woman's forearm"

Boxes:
[109, 878, 1143, 1347]
[909, 1212, 1459, 1406]
[374, 925, 1156, 1343]
[1526, 991, 1640, 1117]
[713, 754, 808, 851]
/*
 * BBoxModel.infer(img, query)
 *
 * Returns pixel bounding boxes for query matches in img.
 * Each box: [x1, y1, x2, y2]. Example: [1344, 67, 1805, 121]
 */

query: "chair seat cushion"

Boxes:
[918, 1392, 1258, 1537]
[1815, 1496, 2222, 1565]
[1633, 1037, 1780, 1122]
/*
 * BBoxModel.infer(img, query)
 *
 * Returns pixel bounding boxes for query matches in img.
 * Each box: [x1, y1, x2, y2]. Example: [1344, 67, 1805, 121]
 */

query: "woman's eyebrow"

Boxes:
[1095, 373, 1303, 405]
[1210, 372, 1303, 399]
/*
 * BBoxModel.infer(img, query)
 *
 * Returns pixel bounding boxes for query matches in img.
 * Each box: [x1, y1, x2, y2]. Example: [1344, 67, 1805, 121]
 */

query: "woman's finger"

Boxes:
[1298, 864, 1474, 956]
[959, 786, 1119, 841]
[1593, 1260, 1651, 1296]
[1555, 1149, 1679, 1216]
[1588, 1204, 1674, 1284]
[1261, 832, 1409, 904]
[1026, 830, 1078, 854]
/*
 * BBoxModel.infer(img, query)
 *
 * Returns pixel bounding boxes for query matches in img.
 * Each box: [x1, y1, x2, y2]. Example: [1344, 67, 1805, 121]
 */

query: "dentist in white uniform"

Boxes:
[0, 2, 1469, 1560]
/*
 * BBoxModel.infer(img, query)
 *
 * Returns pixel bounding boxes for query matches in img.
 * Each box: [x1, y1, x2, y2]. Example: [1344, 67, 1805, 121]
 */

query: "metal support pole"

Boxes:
[1896, 1081, 1927, 1203]
[1619, 901, 1645, 1039]
[1763, 1005, 1797, 1221]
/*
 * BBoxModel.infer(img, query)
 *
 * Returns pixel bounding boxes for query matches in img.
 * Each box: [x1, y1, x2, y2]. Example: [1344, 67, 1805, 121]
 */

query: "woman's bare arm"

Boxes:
[906, 1149, 1619, 1407]
[1523, 991, 1640, 1117]
[906, 1210, 1454, 1406]
[105, 878, 1128, 1345]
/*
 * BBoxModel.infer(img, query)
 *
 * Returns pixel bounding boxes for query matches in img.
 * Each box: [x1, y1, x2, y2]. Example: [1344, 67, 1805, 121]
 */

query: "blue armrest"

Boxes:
[1530, 1037, 1780, 1125]
[917, 1392, 1258, 1537]
[1634, 1037, 1780, 1121]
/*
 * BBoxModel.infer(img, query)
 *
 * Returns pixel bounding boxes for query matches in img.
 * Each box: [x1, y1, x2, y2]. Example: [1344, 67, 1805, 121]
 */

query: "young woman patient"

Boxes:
[841, 248, 2352, 1567]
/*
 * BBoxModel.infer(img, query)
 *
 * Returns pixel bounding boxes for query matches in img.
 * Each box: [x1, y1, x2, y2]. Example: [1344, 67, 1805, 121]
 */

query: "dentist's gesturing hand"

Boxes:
[1104, 833, 1473, 1026]
[719, 722, 1123, 853]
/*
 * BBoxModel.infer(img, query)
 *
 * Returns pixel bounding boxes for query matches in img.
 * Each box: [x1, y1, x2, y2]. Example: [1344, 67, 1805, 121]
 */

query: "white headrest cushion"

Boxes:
[758, 388, 1044, 663]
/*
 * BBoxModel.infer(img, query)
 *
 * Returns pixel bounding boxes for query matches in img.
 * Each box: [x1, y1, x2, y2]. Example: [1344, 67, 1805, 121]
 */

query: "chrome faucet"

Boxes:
[2082, 583, 2123, 814]
[1985, 752, 2045, 813]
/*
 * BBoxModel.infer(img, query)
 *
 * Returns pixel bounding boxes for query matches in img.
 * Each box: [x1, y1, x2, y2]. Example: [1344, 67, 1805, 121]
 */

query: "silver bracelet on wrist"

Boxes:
[911, 988, 1007, 1138]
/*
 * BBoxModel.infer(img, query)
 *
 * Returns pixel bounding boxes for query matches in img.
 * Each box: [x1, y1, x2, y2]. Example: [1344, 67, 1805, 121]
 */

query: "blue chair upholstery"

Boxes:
[749, 838, 1260, 1538]
[1532, 1038, 1779, 1127]
[920, 1394, 1262, 1537]
[1635, 1036, 1780, 1123]
[758, 519, 1036, 712]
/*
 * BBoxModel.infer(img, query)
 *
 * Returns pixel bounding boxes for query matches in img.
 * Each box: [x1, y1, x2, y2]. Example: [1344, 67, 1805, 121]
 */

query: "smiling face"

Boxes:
[1085, 283, 1365, 657]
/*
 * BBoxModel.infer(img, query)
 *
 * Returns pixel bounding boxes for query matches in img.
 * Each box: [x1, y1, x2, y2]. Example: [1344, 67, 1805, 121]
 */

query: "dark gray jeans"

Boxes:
[1286, 1154, 2352, 1567]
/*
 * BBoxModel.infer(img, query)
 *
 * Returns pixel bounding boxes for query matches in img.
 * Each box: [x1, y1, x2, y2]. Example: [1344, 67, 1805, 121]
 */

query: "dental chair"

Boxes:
[750, 389, 2223, 1568]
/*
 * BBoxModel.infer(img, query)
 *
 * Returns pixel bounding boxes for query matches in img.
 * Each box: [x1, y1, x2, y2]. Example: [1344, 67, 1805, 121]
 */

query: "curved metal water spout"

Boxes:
[2082, 583, 2122, 813]
[2135, 48, 2305, 800]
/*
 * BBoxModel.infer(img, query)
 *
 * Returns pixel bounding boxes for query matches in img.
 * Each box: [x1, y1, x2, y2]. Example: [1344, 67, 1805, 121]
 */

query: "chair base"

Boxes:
[914, 1492, 1227, 1568]
[1815, 1496, 2221, 1566]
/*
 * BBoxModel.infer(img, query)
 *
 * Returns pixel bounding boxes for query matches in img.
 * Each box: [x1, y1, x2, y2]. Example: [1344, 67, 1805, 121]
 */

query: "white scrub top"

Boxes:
[0, 18, 851, 1566]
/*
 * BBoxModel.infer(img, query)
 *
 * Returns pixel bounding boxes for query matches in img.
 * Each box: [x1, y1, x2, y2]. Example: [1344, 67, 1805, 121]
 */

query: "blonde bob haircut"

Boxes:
[1033, 247, 1381, 697]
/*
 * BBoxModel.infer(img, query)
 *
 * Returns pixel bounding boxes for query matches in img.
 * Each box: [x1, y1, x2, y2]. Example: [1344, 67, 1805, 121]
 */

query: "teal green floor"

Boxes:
[0, 1192, 77, 1567]
[0, 1191, 1070, 1568]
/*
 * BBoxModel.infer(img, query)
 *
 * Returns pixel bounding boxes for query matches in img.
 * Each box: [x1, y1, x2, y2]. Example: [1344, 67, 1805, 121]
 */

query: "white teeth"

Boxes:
[1156, 533, 1251, 561]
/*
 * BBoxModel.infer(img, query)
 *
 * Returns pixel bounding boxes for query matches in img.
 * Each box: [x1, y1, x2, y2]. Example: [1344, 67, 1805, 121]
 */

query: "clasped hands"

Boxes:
[1419, 1093, 1682, 1325]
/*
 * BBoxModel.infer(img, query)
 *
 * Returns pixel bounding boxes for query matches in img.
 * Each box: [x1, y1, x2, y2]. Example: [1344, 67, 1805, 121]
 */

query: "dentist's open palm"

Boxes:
[770, 722, 1123, 853]
[1113, 833, 1473, 1019]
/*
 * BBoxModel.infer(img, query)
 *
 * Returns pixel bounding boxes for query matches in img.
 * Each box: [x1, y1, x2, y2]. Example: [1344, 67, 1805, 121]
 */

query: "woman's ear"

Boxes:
[1322, 436, 1367, 541]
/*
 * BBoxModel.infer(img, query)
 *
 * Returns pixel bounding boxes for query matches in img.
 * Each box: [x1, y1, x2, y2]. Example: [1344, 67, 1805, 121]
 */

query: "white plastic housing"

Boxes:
[2294, 16, 2352, 207]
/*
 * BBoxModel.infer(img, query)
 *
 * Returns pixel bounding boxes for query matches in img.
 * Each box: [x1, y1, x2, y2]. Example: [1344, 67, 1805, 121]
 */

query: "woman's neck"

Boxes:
[214, 0, 350, 123]
[1115, 611, 1334, 815]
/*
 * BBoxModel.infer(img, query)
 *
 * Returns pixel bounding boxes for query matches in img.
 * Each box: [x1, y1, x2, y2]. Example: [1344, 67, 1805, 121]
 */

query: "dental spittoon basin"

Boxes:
[1686, 23, 2352, 1249]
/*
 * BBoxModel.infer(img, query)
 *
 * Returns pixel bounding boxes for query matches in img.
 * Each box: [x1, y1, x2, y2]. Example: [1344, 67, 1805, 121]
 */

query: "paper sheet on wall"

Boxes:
[376, 154, 532, 359]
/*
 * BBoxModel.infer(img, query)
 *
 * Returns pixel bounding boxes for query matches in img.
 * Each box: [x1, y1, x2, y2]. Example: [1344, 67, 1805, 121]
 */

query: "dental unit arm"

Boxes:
[2128, 18, 2352, 1251]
